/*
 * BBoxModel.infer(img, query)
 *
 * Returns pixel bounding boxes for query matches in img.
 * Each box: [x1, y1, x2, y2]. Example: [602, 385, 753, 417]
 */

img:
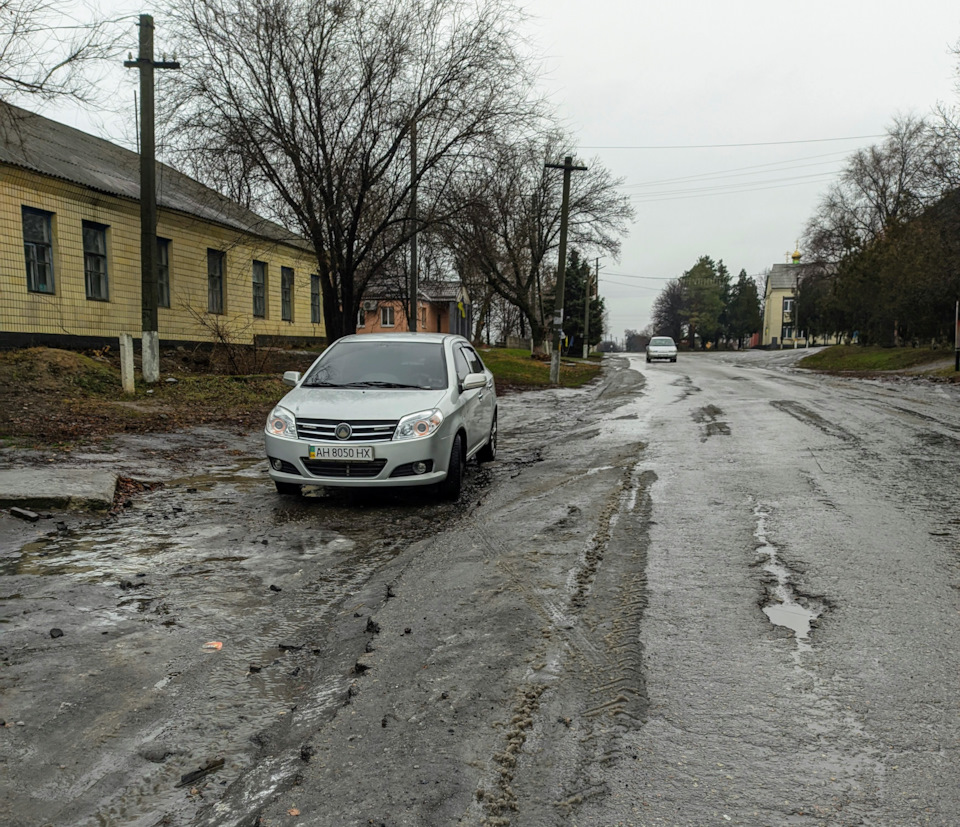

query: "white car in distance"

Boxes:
[646, 336, 678, 363]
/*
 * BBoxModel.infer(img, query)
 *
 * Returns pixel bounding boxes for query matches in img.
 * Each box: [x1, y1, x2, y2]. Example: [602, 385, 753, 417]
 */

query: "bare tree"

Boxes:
[0, 0, 116, 107]
[442, 129, 634, 347]
[803, 115, 948, 264]
[159, 0, 540, 343]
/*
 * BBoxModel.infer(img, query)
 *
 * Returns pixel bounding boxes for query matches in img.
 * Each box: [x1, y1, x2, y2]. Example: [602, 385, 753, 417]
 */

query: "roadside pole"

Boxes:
[583, 257, 598, 359]
[125, 15, 179, 384]
[409, 117, 418, 332]
[545, 156, 587, 384]
[953, 299, 960, 373]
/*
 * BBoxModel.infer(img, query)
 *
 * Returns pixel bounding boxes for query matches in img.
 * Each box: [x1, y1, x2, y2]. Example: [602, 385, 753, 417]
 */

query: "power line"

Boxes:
[601, 277, 663, 292]
[629, 174, 838, 203]
[581, 134, 885, 150]
[604, 272, 674, 281]
[624, 151, 849, 189]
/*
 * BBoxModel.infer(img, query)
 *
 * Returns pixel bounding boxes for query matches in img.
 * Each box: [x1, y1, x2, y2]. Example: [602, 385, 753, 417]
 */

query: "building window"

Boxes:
[380, 305, 395, 327]
[253, 260, 267, 318]
[23, 207, 55, 294]
[782, 297, 794, 324]
[357, 308, 365, 328]
[310, 274, 321, 324]
[157, 238, 171, 308]
[207, 249, 224, 314]
[83, 221, 109, 301]
[281, 266, 294, 321]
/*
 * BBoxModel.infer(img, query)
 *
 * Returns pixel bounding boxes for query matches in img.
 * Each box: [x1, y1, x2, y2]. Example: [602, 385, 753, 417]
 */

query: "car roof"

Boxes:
[335, 333, 466, 345]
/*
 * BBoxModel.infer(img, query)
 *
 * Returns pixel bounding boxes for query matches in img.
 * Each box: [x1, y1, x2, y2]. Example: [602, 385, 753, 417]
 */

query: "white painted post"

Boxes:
[142, 330, 160, 384]
[119, 334, 135, 394]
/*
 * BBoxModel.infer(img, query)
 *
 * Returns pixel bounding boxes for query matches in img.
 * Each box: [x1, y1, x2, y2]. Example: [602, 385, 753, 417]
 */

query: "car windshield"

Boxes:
[302, 341, 448, 390]
[650, 337, 675, 346]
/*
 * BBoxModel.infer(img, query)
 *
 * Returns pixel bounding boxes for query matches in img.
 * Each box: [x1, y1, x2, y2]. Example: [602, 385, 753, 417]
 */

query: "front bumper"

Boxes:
[264, 429, 455, 488]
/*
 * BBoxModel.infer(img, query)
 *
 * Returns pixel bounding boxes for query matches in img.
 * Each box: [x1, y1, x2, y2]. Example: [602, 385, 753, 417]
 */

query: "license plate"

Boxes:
[308, 445, 374, 461]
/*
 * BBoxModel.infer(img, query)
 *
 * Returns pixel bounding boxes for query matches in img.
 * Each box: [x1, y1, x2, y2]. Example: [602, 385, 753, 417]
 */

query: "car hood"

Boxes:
[279, 388, 449, 420]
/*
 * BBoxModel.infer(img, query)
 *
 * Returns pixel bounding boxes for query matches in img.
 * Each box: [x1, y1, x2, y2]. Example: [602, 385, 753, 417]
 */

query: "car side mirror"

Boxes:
[282, 371, 301, 387]
[461, 372, 487, 392]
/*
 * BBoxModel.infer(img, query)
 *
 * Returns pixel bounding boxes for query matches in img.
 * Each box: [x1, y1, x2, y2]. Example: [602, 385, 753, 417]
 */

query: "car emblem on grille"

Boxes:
[335, 422, 352, 440]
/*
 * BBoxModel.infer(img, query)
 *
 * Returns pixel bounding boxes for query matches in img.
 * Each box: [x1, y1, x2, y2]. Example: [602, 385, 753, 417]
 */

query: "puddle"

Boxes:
[754, 505, 825, 649]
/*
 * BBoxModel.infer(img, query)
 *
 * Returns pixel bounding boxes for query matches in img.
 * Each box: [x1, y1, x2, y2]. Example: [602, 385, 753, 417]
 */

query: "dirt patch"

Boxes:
[0, 347, 314, 446]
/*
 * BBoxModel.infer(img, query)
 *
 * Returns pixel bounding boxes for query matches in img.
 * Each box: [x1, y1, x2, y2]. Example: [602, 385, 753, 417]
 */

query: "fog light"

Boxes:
[270, 458, 283, 471]
[412, 461, 428, 475]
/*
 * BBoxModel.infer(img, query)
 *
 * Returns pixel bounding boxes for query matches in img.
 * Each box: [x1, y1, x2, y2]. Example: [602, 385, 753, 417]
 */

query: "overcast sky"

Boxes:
[48, 1, 960, 342]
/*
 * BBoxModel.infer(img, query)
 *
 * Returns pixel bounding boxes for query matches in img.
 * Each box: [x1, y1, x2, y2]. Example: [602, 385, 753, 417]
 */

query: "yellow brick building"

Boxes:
[1, 104, 323, 348]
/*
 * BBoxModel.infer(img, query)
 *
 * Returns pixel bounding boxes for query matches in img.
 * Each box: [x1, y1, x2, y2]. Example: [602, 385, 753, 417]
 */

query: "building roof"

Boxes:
[419, 280, 468, 304]
[0, 103, 312, 252]
[766, 263, 805, 291]
[364, 277, 468, 304]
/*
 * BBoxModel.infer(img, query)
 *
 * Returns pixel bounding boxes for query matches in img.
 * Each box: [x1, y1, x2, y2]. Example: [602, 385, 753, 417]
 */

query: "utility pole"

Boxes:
[545, 156, 587, 384]
[583, 257, 598, 359]
[124, 15, 179, 384]
[408, 118, 418, 333]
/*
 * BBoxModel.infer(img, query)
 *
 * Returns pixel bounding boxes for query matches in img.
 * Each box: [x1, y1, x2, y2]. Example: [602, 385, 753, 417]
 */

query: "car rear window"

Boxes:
[651, 337, 675, 346]
[303, 341, 447, 389]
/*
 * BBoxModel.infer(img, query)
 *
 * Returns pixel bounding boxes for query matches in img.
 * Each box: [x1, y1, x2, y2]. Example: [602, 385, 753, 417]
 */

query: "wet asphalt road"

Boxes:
[1, 349, 959, 827]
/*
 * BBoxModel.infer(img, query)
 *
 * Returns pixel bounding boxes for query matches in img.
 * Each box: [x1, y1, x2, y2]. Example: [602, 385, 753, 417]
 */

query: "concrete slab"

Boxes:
[0, 468, 118, 511]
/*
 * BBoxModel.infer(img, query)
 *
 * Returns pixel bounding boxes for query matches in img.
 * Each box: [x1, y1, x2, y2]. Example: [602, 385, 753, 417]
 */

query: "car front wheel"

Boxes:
[437, 434, 463, 501]
[477, 412, 497, 463]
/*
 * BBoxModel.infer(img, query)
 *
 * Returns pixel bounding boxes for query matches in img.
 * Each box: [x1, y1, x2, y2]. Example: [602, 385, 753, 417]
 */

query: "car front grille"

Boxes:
[296, 418, 398, 443]
[302, 459, 388, 479]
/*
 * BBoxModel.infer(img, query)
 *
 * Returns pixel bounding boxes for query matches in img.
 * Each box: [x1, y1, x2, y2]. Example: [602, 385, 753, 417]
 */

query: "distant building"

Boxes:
[762, 245, 818, 347]
[356, 278, 471, 337]
[0, 104, 321, 349]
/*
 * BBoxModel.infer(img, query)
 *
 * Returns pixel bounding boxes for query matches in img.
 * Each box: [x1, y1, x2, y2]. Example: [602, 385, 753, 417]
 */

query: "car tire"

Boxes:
[645, 356, 651, 363]
[671, 357, 677, 362]
[437, 433, 463, 501]
[274, 481, 302, 496]
[477, 412, 497, 463]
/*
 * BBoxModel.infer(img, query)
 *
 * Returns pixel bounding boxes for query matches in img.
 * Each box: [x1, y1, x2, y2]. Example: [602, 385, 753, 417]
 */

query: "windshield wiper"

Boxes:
[343, 381, 425, 389]
[302, 380, 345, 388]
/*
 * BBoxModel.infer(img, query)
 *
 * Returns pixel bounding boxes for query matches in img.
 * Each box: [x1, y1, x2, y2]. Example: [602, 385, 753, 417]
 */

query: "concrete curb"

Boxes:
[0, 469, 118, 511]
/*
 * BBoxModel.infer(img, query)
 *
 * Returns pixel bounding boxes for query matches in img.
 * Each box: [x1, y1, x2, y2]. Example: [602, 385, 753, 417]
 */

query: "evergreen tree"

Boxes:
[545, 249, 605, 355]
[727, 269, 762, 348]
[680, 256, 724, 349]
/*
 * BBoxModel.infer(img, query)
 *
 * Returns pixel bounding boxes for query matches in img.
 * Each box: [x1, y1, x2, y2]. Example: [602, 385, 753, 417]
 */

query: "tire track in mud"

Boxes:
[770, 399, 857, 443]
[546, 467, 655, 820]
[469, 456, 655, 826]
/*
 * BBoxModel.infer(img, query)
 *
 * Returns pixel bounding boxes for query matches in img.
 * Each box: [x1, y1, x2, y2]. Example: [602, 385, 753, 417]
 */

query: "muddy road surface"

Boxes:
[2, 350, 960, 827]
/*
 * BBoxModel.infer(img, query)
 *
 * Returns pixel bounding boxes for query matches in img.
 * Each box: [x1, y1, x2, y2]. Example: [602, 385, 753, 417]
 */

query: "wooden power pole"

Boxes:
[125, 15, 179, 383]
[408, 118, 418, 332]
[583, 257, 598, 358]
[545, 156, 587, 384]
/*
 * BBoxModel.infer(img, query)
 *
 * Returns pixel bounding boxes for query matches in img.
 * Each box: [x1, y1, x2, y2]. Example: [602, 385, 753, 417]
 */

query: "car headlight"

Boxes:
[266, 405, 297, 439]
[394, 409, 444, 441]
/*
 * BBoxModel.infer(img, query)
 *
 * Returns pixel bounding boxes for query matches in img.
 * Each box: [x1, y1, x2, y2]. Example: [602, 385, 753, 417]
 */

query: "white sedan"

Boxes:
[646, 336, 678, 363]
[264, 333, 497, 501]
